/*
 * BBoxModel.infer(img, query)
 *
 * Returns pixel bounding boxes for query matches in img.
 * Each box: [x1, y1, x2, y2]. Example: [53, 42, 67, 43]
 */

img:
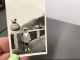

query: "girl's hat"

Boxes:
[23, 27, 28, 30]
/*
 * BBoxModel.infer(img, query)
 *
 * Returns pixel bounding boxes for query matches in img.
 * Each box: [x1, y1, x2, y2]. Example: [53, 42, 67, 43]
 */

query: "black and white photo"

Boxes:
[5, 0, 47, 56]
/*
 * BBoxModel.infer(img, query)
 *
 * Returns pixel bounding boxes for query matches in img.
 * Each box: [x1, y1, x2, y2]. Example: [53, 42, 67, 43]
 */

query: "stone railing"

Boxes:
[11, 29, 45, 50]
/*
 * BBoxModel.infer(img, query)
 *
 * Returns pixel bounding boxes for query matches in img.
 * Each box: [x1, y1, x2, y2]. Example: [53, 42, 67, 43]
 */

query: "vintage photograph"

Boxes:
[5, 0, 47, 56]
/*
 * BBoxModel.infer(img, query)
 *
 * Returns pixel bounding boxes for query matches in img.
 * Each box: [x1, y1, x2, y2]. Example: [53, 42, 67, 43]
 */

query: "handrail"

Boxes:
[10, 28, 45, 49]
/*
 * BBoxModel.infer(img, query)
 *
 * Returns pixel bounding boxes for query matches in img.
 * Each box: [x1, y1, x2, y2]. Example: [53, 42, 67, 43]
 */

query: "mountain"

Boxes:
[20, 15, 45, 31]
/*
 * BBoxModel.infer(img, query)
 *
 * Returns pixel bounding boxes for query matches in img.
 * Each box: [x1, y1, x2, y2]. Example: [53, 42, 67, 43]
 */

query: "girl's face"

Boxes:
[24, 29, 28, 33]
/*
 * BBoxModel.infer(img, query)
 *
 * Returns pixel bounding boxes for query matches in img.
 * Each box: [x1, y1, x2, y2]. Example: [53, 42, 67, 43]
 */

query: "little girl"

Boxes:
[22, 27, 31, 51]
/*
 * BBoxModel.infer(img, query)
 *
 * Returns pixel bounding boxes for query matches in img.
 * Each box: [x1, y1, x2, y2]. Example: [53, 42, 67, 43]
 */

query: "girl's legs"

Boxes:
[26, 43, 30, 51]
[27, 44, 30, 51]
[24, 43, 30, 51]
[24, 43, 27, 51]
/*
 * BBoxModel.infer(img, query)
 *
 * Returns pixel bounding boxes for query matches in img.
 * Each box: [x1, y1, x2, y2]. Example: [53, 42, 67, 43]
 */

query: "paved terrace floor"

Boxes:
[13, 36, 46, 55]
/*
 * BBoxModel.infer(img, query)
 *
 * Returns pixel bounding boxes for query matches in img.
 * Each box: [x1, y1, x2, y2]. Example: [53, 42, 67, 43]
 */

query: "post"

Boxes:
[37, 29, 40, 40]
[13, 31, 18, 50]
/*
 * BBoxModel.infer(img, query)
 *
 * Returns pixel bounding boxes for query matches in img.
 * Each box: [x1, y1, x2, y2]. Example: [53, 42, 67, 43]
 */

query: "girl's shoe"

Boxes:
[25, 49, 27, 51]
[28, 48, 30, 51]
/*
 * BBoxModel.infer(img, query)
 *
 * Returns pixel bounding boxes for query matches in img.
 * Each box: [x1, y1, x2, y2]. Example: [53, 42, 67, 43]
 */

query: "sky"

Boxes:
[5, 0, 45, 27]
